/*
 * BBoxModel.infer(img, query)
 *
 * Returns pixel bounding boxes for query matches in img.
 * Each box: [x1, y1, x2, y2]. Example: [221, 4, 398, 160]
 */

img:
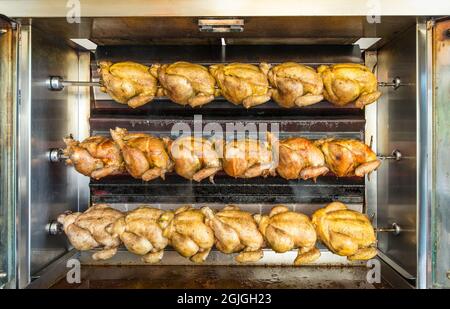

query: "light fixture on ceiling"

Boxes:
[70, 38, 97, 51]
[354, 38, 382, 51]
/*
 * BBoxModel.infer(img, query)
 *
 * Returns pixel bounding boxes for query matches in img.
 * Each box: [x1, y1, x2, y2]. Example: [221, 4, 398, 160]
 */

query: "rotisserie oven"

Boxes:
[0, 1, 449, 289]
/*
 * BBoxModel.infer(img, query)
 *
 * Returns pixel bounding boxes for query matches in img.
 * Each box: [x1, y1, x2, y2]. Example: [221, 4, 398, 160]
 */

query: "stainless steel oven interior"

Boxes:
[0, 14, 449, 289]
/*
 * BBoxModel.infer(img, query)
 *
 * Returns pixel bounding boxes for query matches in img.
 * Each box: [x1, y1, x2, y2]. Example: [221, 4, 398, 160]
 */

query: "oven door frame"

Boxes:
[0, 14, 19, 289]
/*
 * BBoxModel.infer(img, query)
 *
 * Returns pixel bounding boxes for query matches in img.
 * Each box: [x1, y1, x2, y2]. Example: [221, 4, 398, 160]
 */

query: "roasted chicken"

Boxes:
[202, 206, 264, 263]
[222, 136, 276, 178]
[209, 63, 271, 108]
[63, 135, 123, 179]
[268, 63, 323, 108]
[158, 206, 214, 263]
[317, 63, 381, 108]
[98, 61, 158, 108]
[106, 207, 168, 263]
[167, 136, 222, 182]
[152, 62, 216, 107]
[57, 204, 124, 260]
[277, 137, 329, 181]
[315, 138, 381, 177]
[311, 202, 377, 260]
[110, 127, 173, 181]
[254, 205, 320, 265]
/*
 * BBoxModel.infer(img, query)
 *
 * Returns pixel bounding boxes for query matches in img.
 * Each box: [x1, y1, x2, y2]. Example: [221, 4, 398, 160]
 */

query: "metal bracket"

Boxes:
[48, 148, 67, 162]
[378, 149, 402, 161]
[47, 76, 100, 91]
[376, 223, 401, 236]
[45, 220, 63, 236]
[378, 77, 403, 90]
[198, 18, 244, 33]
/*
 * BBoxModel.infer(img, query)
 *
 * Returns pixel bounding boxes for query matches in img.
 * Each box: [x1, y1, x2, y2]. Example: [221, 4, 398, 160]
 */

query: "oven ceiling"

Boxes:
[27, 16, 416, 51]
[3, 0, 449, 17]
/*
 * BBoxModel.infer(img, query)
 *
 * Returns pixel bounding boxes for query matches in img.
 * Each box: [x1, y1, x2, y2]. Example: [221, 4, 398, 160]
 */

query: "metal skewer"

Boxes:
[50, 75, 409, 92]
[377, 149, 402, 161]
[48, 148, 68, 162]
[47, 76, 101, 91]
[375, 223, 401, 235]
[378, 77, 403, 89]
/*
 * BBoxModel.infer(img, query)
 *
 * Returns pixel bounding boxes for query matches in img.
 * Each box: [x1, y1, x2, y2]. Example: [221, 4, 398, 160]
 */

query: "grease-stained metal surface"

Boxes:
[432, 18, 450, 288]
[0, 14, 18, 289]
[376, 26, 417, 278]
[50, 264, 389, 289]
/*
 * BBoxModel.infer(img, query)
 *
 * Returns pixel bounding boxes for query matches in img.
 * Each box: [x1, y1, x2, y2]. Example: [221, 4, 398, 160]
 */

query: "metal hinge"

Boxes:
[198, 18, 244, 33]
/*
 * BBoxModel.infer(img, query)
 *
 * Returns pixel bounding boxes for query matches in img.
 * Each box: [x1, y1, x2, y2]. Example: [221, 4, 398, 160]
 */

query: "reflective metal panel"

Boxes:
[17, 24, 89, 287]
[376, 26, 417, 278]
[0, 14, 18, 289]
[416, 20, 433, 290]
[431, 18, 450, 288]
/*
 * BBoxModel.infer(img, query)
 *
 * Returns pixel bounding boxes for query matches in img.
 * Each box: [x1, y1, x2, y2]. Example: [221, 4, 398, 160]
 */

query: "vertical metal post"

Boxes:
[416, 19, 433, 289]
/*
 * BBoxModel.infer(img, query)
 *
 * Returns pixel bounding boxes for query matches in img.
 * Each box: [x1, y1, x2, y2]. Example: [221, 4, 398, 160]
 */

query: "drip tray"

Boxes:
[50, 264, 389, 289]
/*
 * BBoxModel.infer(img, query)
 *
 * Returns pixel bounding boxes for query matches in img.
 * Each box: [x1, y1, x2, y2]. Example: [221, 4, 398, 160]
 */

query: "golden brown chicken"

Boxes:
[209, 63, 271, 108]
[277, 137, 329, 181]
[57, 204, 124, 260]
[317, 63, 381, 108]
[158, 206, 214, 263]
[311, 202, 377, 260]
[315, 138, 381, 177]
[106, 207, 168, 263]
[167, 136, 222, 182]
[202, 206, 264, 263]
[63, 135, 123, 180]
[152, 62, 216, 107]
[254, 205, 320, 265]
[98, 61, 158, 108]
[222, 136, 276, 178]
[268, 62, 324, 108]
[110, 127, 173, 181]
